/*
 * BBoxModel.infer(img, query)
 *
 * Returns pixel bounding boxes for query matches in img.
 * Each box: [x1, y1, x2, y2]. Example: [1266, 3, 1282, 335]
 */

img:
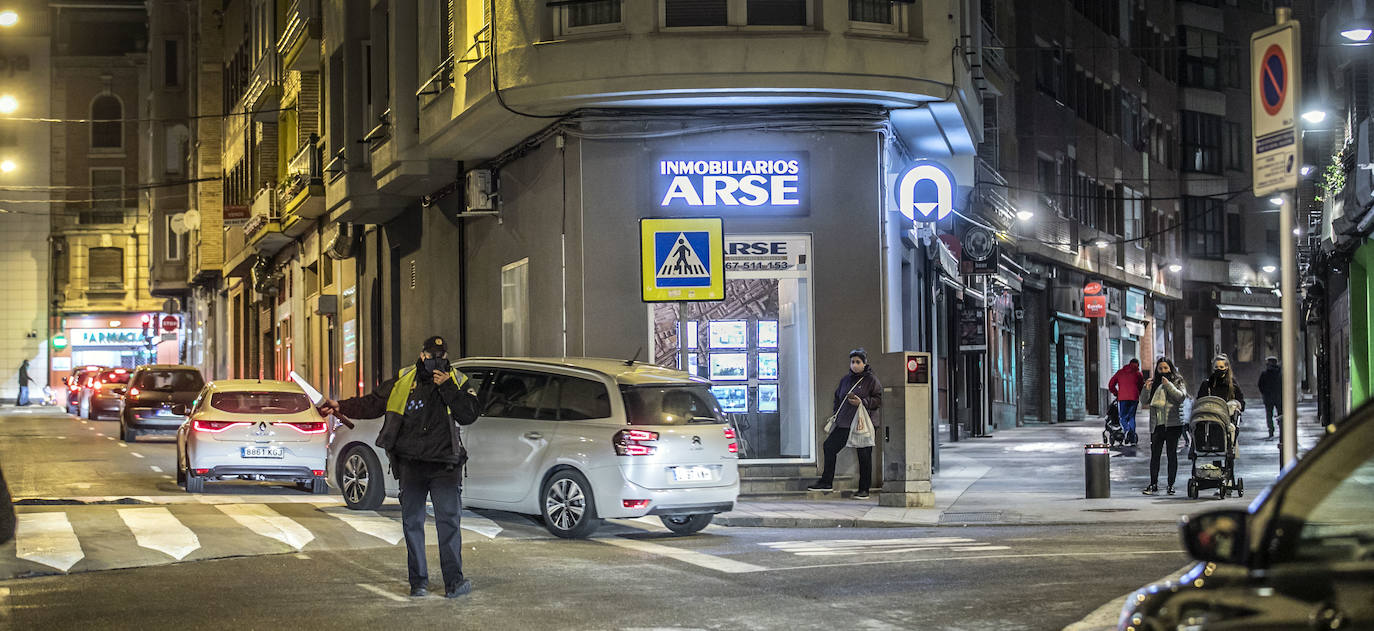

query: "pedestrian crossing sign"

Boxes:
[640, 217, 725, 302]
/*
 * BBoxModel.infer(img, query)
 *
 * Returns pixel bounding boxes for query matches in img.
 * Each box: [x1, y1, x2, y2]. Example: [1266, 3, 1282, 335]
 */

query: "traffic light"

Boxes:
[141, 314, 152, 339]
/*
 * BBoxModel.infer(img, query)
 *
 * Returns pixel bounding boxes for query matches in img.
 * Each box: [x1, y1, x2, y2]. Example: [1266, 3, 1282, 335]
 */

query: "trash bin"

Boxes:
[1084, 443, 1111, 499]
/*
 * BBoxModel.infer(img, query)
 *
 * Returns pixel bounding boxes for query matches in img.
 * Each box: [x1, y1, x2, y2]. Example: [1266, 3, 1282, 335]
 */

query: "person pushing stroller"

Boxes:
[1197, 354, 1245, 423]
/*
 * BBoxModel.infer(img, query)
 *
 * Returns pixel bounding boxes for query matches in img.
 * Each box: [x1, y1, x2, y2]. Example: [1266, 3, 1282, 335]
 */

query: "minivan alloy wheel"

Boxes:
[545, 478, 586, 530]
[342, 453, 369, 504]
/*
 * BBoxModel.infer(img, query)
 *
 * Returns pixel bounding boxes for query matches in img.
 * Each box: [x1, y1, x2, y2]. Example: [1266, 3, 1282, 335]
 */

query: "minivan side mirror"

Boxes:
[1180, 509, 1249, 565]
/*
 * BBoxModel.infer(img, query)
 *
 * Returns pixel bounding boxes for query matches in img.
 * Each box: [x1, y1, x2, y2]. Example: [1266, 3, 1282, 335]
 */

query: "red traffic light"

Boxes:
[141, 314, 151, 324]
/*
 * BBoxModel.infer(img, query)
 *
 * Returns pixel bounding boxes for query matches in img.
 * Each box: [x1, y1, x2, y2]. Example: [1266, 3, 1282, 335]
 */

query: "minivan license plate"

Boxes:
[242, 447, 284, 459]
[671, 466, 714, 482]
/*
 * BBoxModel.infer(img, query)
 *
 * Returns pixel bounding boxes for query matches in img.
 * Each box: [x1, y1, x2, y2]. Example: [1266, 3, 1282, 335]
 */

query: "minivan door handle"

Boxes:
[524, 431, 543, 440]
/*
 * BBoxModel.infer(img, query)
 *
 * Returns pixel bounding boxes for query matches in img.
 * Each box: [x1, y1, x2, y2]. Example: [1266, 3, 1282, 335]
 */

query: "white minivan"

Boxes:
[327, 358, 740, 538]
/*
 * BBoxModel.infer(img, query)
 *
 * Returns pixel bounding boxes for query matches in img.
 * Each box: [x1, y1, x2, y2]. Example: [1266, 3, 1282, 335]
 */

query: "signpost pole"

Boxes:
[1277, 5, 1299, 468]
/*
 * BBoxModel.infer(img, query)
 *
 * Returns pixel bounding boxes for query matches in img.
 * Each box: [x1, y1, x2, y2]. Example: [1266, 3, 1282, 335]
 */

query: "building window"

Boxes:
[1180, 27, 1221, 89]
[1123, 187, 1143, 241]
[1036, 43, 1064, 101]
[978, 96, 999, 166]
[90, 168, 126, 207]
[501, 258, 530, 357]
[164, 40, 180, 88]
[559, 0, 622, 33]
[1181, 110, 1222, 174]
[90, 95, 123, 149]
[167, 214, 185, 261]
[1184, 196, 1224, 259]
[88, 247, 125, 286]
[664, 0, 728, 27]
[1037, 156, 1060, 216]
[1226, 211, 1245, 254]
[850, 0, 890, 23]
[1223, 121, 1244, 171]
[166, 124, 189, 175]
[662, 0, 810, 28]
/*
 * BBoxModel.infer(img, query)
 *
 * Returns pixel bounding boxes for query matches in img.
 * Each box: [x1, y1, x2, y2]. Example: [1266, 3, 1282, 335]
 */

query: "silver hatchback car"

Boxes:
[327, 358, 740, 538]
[177, 380, 330, 494]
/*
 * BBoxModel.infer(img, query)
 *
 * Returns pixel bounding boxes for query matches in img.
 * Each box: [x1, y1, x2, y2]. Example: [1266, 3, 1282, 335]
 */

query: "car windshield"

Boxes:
[210, 391, 312, 415]
[621, 386, 726, 425]
[135, 370, 204, 392]
[100, 370, 130, 384]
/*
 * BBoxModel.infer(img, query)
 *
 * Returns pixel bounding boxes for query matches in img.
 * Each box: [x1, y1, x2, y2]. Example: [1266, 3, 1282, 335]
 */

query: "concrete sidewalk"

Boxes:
[716, 402, 1322, 528]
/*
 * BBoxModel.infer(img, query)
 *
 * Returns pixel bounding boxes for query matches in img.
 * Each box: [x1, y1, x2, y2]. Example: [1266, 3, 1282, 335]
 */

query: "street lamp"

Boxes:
[0, 95, 17, 114]
[0, 11, 17, 28]
[1301, 110, 1327, 124]
[1269, 196, 1284, 206]
[1167, 263, 1183, 273]
[1015, 209, 1033, 221]
[1, 159, 16, 173]
[1300, 165, 1315, 177]
[1262, 264, 1278, 273]
[1094, 239, 1110, 249]
[1341, 27, 1373, 42]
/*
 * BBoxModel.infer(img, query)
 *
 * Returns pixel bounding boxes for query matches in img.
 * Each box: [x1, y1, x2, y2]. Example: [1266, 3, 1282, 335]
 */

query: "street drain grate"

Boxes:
[1081, 508, 1139, 513]
[940, 511, 1003, 523]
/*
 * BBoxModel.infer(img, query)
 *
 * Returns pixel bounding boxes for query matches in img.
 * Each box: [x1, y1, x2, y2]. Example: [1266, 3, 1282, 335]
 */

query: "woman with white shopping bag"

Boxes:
[808, 348, 883, 499]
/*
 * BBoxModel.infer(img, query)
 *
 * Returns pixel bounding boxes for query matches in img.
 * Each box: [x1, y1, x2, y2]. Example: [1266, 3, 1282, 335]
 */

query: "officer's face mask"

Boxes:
[416, 356, 450, 381]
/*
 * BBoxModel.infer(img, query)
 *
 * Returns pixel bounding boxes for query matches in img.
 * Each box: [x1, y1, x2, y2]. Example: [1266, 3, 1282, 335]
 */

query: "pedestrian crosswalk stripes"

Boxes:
[117, 507, 200, 560]
[2, 504, 555, 578]
[216, 504, 316, 551]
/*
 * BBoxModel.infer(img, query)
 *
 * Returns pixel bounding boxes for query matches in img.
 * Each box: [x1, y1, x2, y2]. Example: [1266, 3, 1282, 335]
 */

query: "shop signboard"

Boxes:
[223, 205, 250, 222]
[1083, 281, 1107, 318]
[723, 236, 808, 273]
[655, 153, 807, 216]
[958, 302, 987, 351]
[1125, 289, 1148, 321]
[72, 328, 144, 346]
[959, 226, 998, 275]
[640, 217, 725, 302]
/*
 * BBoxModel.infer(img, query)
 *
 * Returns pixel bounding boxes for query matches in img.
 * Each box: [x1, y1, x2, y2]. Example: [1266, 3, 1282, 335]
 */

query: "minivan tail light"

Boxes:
[622, 499, 650, 509]
[614, 429, 659, 456]
[724, 426, 738, 454]
[127, 387, 140, 398]
[280, 421, 327, 434]
[193, 420, 248, 433]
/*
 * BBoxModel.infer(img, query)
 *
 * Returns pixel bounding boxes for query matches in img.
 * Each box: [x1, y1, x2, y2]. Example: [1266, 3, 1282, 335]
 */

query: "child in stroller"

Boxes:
[1102, 398, 1125, 447]
[1185, 396, 1244, 499]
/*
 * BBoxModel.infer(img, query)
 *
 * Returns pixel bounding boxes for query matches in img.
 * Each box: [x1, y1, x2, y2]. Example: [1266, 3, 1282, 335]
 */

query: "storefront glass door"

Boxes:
[650, 235, 814, 462]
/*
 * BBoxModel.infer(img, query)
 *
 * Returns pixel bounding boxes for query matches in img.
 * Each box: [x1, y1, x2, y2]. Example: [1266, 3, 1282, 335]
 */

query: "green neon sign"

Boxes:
[52, 333, 67, 349]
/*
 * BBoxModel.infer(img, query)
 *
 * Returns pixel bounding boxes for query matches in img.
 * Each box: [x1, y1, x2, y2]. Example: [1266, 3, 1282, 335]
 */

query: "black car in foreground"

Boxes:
[1120, 403, 1374, 630]
[117, 364, 205, 442]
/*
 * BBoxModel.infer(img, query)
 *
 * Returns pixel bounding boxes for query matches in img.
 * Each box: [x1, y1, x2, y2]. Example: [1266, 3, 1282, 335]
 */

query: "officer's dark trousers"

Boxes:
[398, 459, 464, 590]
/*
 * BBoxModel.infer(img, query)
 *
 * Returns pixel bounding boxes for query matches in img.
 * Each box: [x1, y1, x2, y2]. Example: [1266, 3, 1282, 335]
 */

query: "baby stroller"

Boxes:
[1185, 396, 1244, 499]
[1102, 398, 1125, 447]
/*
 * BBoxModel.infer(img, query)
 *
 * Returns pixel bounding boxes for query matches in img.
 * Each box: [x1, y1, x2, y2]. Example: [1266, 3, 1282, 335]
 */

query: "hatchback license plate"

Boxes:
[671, 466, 715, 482]
[242, 447, 284, 459]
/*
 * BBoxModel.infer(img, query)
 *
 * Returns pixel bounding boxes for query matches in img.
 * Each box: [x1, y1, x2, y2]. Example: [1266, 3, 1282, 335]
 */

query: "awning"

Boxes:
[1217, 304, 1283, 322]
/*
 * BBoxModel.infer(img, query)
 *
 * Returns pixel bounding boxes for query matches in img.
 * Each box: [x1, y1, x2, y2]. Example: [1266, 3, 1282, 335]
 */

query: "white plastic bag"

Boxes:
[847, 405, 875, 448]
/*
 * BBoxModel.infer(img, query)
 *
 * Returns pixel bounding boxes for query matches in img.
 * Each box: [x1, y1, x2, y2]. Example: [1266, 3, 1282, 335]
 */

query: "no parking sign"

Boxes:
[1251, 22, 1300, 197]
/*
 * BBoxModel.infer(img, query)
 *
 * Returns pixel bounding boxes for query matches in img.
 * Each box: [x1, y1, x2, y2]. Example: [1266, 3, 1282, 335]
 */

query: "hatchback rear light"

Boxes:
[280, 421, 327, 434]
[193, 469, 209, 475]
[193, 420, 249, 433]
[614, 429, 659, 456]
[724, 426, 738, 454]
[311, 469, 325, 477]
[622, 499, 650, 509]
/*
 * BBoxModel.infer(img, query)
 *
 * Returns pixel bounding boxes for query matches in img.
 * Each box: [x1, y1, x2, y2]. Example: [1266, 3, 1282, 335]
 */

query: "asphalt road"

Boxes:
[2, 405, 1187, 630]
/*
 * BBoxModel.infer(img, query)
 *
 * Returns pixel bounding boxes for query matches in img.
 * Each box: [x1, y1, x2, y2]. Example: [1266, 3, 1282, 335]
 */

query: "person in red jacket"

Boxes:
[1108, 358, 1146, 446]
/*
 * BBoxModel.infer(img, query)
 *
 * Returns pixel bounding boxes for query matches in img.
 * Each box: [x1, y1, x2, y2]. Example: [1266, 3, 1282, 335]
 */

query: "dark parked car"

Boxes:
[1120, 403, 1374, 630]
[63, 365, 102, 415]
[118, 364, 205, 442]
[81, 368, 131, 421]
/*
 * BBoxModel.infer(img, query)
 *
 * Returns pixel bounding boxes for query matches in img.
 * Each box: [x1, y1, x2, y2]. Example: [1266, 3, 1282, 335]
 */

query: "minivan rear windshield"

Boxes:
[100, 370, 130, 384]
[136, 370, 205, 392]
[210, 391, 312, 415]
[621, 386, 726, 426]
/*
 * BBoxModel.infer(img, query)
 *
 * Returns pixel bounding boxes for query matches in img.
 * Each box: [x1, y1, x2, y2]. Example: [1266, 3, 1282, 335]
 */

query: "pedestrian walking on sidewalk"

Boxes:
[316, 335, 480, 599]
[15, 359, 31, 406]
[809, 349, 882, 499]
[1142, 358, 1187, 496]
[1108, 358, 1146, 446]
[1258, 357, 1282, 439]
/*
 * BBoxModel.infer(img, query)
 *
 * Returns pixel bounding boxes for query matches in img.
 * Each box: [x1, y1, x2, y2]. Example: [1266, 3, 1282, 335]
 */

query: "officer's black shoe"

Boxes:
[445, 579, 473, 599]
[409, 585, 428, 598]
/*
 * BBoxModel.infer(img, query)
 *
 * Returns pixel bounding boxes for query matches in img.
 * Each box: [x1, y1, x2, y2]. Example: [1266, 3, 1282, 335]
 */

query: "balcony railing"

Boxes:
[417, 56, 455, 98]
[245, 188, 280, 241]
[277, 0, 321, 71]
[279, 135, 323, 205]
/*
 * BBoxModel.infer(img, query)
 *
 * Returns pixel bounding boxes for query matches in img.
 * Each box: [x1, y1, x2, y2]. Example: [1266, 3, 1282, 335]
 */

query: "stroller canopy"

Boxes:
[1190, 396, 1233, 424]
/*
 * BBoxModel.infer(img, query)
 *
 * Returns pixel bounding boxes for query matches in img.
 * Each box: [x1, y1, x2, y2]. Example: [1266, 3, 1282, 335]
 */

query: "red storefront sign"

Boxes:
[1084, 295, 1108, 318]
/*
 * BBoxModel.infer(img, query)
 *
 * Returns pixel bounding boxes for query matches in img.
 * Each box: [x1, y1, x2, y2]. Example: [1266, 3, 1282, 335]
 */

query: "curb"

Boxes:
[714, 515, 922, 528]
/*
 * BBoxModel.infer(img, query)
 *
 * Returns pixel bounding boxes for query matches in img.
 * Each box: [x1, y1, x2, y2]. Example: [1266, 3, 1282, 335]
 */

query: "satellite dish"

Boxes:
[170, 213, 189, 235]
[183, 208, 202, 230]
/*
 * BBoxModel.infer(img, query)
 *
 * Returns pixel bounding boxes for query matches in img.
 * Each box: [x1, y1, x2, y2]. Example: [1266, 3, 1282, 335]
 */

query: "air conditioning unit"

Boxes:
[466, 169, 495, 211]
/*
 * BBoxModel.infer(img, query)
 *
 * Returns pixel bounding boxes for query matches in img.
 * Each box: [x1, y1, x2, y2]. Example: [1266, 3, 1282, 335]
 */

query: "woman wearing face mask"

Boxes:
[1142, 358, 1187, 495]
[1197, 354, 1245, 413]
[808, 349, 882, 499]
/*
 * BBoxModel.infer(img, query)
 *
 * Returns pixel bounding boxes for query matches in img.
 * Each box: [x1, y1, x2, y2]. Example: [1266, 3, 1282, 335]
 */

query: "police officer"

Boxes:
[318, 335, 479, 599]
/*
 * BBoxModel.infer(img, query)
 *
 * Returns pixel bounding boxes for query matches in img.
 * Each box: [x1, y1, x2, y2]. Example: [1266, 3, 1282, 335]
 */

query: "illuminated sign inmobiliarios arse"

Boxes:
[655, 152, 808, 215]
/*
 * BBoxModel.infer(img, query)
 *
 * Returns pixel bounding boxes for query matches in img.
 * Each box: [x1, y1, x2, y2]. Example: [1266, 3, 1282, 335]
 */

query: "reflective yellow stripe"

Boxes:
[385, 367, 466, 415]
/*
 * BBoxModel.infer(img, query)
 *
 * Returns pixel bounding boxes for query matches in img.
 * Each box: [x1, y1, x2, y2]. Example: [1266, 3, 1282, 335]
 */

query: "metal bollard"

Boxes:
[1084, 443, 1111, 499]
